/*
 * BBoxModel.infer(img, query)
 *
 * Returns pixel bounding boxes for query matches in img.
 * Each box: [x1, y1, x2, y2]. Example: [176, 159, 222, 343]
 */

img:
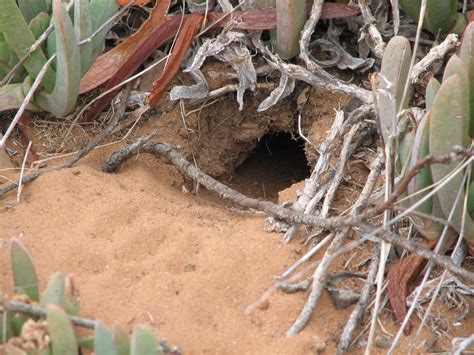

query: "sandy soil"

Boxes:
[1, 87, 473, 354]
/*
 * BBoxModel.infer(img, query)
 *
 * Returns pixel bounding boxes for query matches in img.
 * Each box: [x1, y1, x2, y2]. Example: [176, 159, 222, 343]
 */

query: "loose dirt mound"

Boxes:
[1, 89, 473, 354]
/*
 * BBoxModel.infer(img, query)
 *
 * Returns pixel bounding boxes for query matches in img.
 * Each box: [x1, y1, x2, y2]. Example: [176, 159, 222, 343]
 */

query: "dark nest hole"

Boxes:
[226, 132, 311, 202]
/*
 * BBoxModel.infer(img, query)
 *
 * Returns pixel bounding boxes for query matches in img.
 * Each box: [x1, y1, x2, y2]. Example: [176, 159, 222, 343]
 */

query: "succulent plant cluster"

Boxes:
[399, 0, 468, 37]
[377, 23, 474, 251]
[0, 0, 118, 117]
[1, 238, 177, 354]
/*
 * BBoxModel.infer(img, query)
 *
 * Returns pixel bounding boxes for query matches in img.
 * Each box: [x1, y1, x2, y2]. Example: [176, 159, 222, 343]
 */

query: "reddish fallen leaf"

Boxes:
[79, 3, 359, 94]
[116, 0, 150, 5]
[387, 252, 427, 335]
[80, 0, 171, 94]
[207, 3, 359, 31]
[81, 0, 172, 121]
[387, 236, 449, 335]
[148, 14, 204, 107]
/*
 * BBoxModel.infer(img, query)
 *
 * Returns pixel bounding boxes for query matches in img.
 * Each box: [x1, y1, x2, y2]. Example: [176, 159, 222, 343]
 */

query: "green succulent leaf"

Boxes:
[89, 0, 119, 58]
[0, 312, 14, 344]
[130, 326, 159, 355]
[29, 12, 51, 41]
[0, 84, 28, 111]
[78, 335, 95, 349]
[460, 22, 474, 137]
[41, 272, 66, 309]
[255, 0, 276, 8]
[8, 314, 27, 338]
[468, 180, 474, 216]
[429, 75, 474, 240]
[47, 304, 78, 355]
[399, 0, 461, 36]
[113, 325, 130, 355]
[18, 0, 50, 24]
[275, 0, 307, 60]
[95, 321, 117, 355]
[0, 0, 55, 91]
[10, 238, 39, 302]
[0, 33, 13, 67]
[425, 77, 440, 110]
[63, 275, 80, 315]
[74, 0, 93, 75]
[377, 36, 412, 147]
[37, 0, 80, 117]
[408, 113, 433, 214]
[442, 55, 471, 148]
[397, 116, 415, 176]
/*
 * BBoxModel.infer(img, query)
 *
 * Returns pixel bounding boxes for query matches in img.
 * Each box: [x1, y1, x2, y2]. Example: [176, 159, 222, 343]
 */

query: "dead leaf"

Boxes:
[387, 246, 433, 334]
[80, 0, 171, 94]
[149, 14, 204, 107]
[116, 0, 151, 5]
[82, 0, 172, 121]
[80, 3, 359, 94]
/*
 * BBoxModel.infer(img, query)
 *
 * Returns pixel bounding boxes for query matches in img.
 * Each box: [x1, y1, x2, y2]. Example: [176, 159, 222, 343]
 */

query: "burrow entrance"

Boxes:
[185, 88, 346, 202]
[226, 132, 311, 202]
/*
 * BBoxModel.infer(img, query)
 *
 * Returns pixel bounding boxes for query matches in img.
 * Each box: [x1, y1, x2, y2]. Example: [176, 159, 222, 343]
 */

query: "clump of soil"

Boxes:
[1, 79, 473, 354]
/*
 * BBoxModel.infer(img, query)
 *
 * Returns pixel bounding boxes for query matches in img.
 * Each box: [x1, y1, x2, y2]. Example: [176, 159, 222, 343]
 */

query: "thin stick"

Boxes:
[337, 153, 384, 353]
[0, 1, 130, 86]
[284, 109, 346, 243]
[320, 122, 361, 218]
[0, 85, 133, 197]
[4, 299, 96, 329]
[72, 0, 250, 123]
[299, 0, 325, 74]
[0, 56, 55, 148]
[16, 141, 32, 203]
[358, 0, 385, 58]
[338, 248, 380, 353]
[102, 138, 474, 283]
[285, 231, 352, 336]
[388, 170, 468, 354]
[277, 233, 333, 281]
[408, 167, 472, 353]
[399, 0, 426, 113]
[410, 34, 459, 82]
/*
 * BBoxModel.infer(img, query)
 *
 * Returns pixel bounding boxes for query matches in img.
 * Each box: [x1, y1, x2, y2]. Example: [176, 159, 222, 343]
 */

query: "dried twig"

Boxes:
[253, 37, 373, 104]
[103, 138, 474, 283]
[338, 248, 379, 353]
[286, 230, 349, 336]
[3, 299, 96, 329]
[337, 153, 384, 353]
[358, 0, 385, 58]
[0, 85, 133, 197]
[16, 141, 32, 203]
[410, 34, 459, 83]
[0, 56, 55, 149]
[299, 0, 325, 74]
[284, 109, 346, 243]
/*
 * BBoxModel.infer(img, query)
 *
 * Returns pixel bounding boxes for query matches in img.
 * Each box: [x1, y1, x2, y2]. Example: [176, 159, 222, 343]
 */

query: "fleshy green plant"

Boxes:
[255, 0, 307, 60]
[399, 0, 468, 36]
[1, 238, 179, 354]
[0, 0, 118, 117]
[377, 25, 474, 250]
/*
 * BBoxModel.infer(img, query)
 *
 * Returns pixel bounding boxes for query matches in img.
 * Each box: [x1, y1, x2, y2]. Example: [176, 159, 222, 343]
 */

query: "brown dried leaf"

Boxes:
[148, 14, 204, 107]
[79, 0, 171, 94]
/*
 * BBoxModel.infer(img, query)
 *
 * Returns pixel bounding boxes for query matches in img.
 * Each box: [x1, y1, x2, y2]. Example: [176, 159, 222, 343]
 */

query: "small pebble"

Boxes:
[375, 334, 393, 349]
[257, 299, 270, 310]
[312, 337, 326, 353]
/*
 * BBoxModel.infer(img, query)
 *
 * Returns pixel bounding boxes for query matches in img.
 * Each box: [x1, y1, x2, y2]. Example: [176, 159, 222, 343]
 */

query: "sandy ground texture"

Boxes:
[1, 85, 474, 354]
